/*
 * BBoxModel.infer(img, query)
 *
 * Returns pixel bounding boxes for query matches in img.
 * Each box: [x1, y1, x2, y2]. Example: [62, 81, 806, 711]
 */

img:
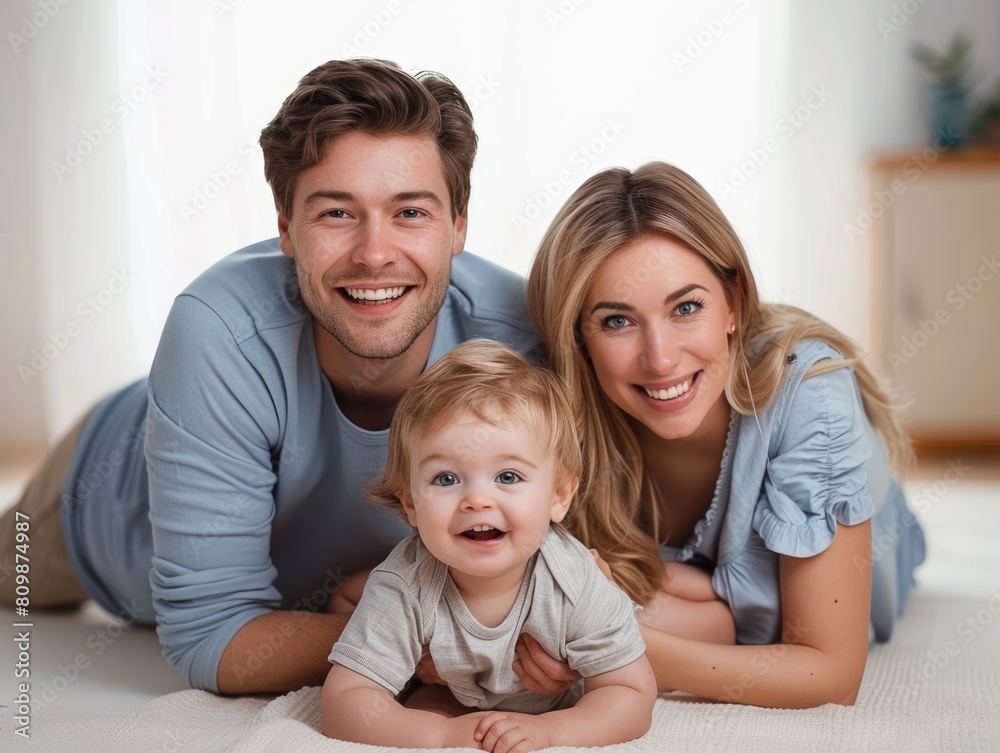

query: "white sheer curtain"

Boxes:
[4, 0, 766, 440]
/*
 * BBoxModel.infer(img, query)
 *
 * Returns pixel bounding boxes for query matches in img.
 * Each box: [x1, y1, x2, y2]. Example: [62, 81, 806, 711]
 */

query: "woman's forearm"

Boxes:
[640, 624, 863, 708]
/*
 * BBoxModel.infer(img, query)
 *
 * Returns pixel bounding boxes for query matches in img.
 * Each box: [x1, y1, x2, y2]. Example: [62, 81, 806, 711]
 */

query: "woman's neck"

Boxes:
[633, 395, 732, 547]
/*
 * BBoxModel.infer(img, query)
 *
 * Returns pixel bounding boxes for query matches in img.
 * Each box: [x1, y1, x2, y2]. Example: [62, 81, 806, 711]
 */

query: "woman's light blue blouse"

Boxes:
[661, 340, 925, 645]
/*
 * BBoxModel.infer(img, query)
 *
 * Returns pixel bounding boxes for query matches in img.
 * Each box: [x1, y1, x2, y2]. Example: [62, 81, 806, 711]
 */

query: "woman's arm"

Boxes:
[475, 656, 656, 753]
[322, 664, 484, 747]
[642, 520, 872, 707]
[638, 562, 735, 645]
[516, 521, 871, 708]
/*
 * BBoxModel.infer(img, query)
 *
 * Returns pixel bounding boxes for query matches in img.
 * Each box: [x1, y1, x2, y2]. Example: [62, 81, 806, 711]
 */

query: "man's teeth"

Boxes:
[345, 286, 406, 302]
[644, 378, 693, 401]
[468, 525, 496, 532]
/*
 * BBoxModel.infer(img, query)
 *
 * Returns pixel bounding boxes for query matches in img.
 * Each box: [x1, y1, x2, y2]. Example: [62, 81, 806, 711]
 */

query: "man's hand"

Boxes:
[474, 711, 551, 753]
[512, 634, 580, 695]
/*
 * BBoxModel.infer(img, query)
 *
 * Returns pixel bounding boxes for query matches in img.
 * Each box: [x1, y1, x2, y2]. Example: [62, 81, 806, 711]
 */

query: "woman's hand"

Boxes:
[414, 647, 446, 686]
[513, 634, 580, 694]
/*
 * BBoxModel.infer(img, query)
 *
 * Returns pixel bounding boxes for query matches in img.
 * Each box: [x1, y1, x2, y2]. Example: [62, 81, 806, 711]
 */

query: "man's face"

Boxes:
[278, 130, 467, 360]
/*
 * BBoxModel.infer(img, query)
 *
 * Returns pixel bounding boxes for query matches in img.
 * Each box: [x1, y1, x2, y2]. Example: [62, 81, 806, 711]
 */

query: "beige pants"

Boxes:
[0, 412, 93, 607]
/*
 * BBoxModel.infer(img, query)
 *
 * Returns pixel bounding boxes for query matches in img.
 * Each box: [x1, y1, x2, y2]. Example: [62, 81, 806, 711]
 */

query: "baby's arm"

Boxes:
[322, 664, 485, 748]
[473, 656, 656, 753]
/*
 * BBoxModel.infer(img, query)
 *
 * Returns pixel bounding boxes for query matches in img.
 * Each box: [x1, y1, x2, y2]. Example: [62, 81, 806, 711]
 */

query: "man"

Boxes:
[0, 59, 536, 695]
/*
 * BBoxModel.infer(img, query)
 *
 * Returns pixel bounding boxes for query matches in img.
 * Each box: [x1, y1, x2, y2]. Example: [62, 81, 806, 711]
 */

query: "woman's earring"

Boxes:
[730, 324, 736, 333]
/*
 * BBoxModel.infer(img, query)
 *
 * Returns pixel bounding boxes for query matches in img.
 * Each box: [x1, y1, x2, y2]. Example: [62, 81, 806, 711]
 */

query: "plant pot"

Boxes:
[930, 83, 967, 147]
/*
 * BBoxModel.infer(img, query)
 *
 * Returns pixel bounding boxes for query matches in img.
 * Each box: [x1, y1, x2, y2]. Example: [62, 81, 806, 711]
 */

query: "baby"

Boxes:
[322, 339, 657, 751]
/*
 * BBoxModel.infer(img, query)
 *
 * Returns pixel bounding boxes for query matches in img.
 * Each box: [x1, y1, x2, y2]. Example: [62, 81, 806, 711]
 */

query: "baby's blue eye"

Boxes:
[433, 473, 459, 487]
[496, 471, 521, 485]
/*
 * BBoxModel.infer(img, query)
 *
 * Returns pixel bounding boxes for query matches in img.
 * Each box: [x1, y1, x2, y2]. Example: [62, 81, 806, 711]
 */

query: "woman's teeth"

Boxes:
[644, 378, 692, 401]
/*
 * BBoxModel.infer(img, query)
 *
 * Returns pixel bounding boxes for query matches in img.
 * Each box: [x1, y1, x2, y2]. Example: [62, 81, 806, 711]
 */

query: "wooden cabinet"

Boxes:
[868, 148, 1000, 450]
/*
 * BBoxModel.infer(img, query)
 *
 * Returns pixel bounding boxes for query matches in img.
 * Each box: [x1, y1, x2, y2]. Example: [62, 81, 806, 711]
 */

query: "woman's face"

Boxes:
[579, 234, 735, 441]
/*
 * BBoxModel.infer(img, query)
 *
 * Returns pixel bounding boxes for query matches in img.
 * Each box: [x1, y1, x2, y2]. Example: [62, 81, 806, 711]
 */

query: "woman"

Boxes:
[521, 161, 925, 709]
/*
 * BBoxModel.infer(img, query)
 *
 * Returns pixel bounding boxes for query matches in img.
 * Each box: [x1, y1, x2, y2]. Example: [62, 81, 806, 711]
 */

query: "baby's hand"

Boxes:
[474, 711, 551, 753]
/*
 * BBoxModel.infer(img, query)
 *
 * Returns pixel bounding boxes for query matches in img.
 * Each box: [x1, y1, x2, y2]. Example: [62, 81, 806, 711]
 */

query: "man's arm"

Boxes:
[216, 611, 352, 695]
[474, 656, 656, 753]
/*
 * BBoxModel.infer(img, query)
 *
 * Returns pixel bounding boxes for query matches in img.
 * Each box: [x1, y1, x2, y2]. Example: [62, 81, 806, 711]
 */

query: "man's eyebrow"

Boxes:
[390, 191, 445, 208]
[300, 190, 446, 210]
[302, 190, 356, 208]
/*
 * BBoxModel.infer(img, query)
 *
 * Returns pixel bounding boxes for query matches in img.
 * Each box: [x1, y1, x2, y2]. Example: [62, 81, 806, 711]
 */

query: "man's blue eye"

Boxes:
[496, 471, 521, 485]
[433, 473, 459, 487]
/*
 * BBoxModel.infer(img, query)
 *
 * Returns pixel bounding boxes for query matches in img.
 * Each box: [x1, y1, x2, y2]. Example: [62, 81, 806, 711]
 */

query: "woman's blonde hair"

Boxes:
[365, 339, 582, 517]
[527, 161, 910, 604]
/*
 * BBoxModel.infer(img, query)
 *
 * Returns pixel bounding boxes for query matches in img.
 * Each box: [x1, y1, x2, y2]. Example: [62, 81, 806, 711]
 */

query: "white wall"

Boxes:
[1, 0, 997, 444]
[760, 0, 1000, 348]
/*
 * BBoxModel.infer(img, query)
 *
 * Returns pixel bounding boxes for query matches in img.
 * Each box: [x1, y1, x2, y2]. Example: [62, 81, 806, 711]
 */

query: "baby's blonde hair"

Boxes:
[365, 340, 582, 517]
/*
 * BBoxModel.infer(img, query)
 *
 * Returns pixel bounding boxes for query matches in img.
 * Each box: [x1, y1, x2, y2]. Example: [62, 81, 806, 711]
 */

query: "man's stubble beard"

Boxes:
[297, 257, 453, 361]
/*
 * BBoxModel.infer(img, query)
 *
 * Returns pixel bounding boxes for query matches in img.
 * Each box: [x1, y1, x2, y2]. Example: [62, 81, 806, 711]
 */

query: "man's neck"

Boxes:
[314, 319, 437, 431]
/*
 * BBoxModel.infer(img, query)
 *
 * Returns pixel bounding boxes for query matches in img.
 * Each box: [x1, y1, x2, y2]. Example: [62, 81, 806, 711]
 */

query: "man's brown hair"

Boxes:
[260, 58, 476, 219]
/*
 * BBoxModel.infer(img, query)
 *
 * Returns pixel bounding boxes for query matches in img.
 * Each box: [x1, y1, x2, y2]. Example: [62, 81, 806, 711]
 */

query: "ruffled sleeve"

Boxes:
[752, 364, 875, 558]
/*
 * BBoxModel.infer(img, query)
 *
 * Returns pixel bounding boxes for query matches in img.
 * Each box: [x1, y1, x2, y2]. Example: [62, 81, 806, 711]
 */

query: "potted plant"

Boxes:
[910, 32, 972, 147]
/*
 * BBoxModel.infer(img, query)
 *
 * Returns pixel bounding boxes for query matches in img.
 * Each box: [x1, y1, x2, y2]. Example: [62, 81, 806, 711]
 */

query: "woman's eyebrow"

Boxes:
[588, 300, 634, 316]
[589, 283, 710, 316]
[665, 283, 708, 304]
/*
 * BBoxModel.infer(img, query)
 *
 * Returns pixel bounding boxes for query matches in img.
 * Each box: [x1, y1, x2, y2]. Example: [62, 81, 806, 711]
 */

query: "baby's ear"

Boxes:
[550, 474, 579, 524]
[400, 493, 418, 527]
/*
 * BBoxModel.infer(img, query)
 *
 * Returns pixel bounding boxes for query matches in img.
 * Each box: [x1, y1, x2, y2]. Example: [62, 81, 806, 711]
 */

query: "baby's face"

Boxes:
[401, 412, 574, 590]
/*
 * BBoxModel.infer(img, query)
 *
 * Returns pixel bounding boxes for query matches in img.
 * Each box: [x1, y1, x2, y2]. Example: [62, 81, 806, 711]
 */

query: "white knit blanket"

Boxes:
[3, 587, 997, 753]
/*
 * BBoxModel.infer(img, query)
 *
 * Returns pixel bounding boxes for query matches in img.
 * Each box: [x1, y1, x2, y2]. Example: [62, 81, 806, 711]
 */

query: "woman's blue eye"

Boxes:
[496, 471, 521, 485]
[603, 315, 630, 330]
[433, 473, 459, 487]
[676, 300, 703, 317]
